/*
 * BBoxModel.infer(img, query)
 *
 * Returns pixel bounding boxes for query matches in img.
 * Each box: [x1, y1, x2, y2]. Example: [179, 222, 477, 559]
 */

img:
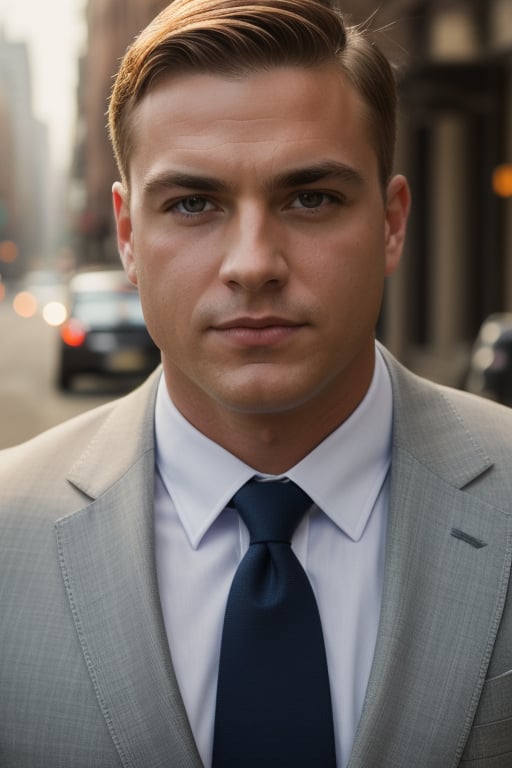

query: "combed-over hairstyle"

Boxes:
[108, 0, 397, 189]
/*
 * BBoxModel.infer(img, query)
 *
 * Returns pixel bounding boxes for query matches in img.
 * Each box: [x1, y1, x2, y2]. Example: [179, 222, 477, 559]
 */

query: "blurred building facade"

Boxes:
[70, 0, 168, 266]
[71, 0, 512, 383]
[0, 28, 49, 280]
[376, 0, 512, 384]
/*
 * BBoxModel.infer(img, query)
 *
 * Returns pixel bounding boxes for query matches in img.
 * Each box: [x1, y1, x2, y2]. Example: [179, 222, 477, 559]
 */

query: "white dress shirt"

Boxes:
[154, 347, 393, 768]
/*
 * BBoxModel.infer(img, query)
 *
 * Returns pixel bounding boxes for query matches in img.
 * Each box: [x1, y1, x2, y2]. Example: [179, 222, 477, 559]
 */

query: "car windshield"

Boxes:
[72, 291, 145, 326]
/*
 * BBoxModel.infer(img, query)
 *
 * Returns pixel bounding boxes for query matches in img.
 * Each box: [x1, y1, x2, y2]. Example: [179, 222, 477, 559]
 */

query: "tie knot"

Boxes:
[231, 479, 312, 544]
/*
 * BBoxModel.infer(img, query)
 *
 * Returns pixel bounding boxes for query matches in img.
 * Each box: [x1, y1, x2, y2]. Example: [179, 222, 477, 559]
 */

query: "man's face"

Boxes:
[113, 64, 409, 433]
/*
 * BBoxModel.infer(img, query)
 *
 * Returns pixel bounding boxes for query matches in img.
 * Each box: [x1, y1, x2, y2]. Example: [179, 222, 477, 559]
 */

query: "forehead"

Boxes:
[128, 64, 377, 189]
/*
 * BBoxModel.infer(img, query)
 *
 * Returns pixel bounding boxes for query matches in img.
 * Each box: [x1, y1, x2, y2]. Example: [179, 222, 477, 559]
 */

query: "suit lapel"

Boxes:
[56, 371, 202, 768]
[348, 351, 512, 767]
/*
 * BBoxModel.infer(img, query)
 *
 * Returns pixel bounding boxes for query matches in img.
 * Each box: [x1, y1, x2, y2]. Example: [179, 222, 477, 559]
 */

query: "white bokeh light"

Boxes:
[42, 301, 68, 327]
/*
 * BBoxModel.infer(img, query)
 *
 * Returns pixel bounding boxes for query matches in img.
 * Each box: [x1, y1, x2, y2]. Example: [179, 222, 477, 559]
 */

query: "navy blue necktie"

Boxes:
[212, 479, 337, 767]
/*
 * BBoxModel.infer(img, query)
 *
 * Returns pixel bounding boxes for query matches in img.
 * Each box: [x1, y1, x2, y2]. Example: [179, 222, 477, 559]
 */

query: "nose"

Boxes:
[219, 206, 289, 292]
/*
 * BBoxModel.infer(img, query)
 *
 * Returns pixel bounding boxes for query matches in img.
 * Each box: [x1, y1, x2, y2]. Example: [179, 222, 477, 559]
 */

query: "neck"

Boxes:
[164, 375, 372, 475]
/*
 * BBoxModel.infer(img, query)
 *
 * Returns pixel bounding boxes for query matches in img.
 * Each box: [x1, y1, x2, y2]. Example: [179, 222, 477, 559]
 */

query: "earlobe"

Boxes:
[384, 174, 411, 277]
[112, 181, 138, 286]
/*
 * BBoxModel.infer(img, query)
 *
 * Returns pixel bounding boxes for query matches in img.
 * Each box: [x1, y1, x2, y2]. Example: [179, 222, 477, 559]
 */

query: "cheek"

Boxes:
[131, 254, 174, 347]
[310, 231, 387, 343]
[310, 225, 385, 296]
[134, 244, 208, 353]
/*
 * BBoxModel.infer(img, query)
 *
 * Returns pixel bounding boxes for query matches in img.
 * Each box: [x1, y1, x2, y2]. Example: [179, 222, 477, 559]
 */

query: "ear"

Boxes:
[112, 181, 138, 286]
[383, 174, 411, 277]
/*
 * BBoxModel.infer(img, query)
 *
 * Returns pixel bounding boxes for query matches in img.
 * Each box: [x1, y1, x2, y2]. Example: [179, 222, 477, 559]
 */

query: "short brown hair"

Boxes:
[108, 0, 397, 189]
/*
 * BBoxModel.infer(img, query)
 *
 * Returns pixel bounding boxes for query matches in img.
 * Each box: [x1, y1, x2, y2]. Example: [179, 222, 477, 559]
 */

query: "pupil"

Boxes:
[184, 196, 205, 213]
[300, 192, 322, 208]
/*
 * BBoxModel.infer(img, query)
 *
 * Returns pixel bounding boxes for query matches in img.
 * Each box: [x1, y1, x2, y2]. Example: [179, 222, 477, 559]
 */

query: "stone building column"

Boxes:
[428, 116, 469, 357]
[504, 75, 512, 310]
[490, 0, 512, 309]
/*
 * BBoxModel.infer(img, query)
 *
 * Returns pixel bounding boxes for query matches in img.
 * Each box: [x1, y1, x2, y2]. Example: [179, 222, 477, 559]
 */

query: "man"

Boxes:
[1, 1, 511, 766]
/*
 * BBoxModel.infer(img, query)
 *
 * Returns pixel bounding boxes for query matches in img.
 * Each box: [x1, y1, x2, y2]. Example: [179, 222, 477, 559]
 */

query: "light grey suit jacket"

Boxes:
[1, 348, 511, 767]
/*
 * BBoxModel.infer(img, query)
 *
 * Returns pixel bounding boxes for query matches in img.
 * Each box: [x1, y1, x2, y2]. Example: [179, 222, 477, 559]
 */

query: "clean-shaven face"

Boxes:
[113, 63, 408, 439]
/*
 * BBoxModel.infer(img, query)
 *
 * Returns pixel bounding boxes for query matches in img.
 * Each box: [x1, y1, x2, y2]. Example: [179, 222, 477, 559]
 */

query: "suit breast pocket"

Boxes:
[460, 669, 512, 765]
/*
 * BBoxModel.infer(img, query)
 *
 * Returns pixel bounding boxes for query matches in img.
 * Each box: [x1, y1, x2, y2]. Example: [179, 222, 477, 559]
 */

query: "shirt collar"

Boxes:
[155, 346, 393, 548]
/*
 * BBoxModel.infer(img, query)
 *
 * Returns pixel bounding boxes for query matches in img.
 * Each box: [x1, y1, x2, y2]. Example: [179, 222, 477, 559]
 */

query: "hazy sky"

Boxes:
[0, 0, 86, 169]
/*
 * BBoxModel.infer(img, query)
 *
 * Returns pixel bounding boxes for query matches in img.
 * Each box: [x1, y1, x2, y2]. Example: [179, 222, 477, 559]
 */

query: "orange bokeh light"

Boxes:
[60, 318, 87, 346]
[492, 165, 512, 198]
[0, 240, 18, 263]
[13, 291, 38, 318]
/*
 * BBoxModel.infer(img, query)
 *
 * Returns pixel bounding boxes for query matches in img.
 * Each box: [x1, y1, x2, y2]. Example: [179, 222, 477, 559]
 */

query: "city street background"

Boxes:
[1, 0, 511, 448]
[0, 289, 130, 449]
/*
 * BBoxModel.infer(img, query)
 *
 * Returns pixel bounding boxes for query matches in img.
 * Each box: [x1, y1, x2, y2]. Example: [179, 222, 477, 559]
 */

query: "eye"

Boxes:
[297, 192, 326, 208]
[172, 196, 214, 215]
[288, 191, 339, 211]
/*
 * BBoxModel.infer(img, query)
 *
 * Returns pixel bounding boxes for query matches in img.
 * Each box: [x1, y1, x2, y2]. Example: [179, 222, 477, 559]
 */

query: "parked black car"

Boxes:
[464, 313, 512, 406]
[57, 269, 160, 391]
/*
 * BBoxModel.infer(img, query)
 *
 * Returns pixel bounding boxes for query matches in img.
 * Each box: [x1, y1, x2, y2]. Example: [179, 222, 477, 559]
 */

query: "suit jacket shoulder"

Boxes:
[0, 366, 161, 515]
[381, 345, 512, 507]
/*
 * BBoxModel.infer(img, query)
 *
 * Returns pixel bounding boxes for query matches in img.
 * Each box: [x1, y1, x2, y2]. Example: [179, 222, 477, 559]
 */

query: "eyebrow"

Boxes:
[143, 172, 231, 199]
[270, 161, 365, 191]
[142, 161, 364, 200]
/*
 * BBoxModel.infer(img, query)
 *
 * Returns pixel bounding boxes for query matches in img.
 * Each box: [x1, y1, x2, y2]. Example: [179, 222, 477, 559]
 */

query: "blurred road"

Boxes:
[0, 297, 137, 449]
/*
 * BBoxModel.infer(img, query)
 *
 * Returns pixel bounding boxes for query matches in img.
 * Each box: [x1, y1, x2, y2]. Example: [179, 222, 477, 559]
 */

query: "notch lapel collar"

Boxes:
[348, 351, 512, 767]
[56, 372, 202, 768]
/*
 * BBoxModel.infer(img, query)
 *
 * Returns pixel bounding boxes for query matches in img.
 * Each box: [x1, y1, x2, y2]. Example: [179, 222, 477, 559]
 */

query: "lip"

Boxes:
[211, 316, 305, 347]
[214, 316, 300, 330]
